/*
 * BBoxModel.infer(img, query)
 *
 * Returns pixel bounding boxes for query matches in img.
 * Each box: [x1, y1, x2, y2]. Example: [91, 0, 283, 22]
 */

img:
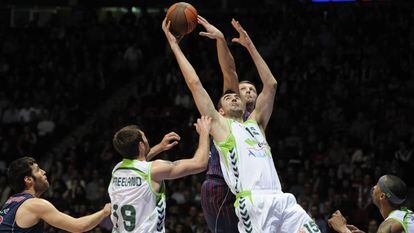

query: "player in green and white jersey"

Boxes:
[329, 175, 413, 233]
[163, 17, 319, 233]
[108, 116, 211, 233]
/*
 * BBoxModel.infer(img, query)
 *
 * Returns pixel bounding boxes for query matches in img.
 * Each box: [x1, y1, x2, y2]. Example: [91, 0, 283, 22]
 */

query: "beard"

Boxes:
[33, 176, 49, 196]
[227, 108, 244, 119]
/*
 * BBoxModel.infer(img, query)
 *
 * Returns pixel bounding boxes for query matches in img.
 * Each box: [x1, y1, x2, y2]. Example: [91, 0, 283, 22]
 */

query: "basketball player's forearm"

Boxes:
[170, 45, 219, 118]
[193, 132, 210, 166]
[75, 209, 107, 232]
[167, 133, 209, 177]
[217, 38, 239, 93]
[170, 44, 200, 88]
[247, 46, 277, 89]
[147, 144, 163, 160]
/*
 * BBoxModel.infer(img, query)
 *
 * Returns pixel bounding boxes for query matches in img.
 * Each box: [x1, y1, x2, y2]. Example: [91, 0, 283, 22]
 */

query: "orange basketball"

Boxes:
[166, 2, 198, 36]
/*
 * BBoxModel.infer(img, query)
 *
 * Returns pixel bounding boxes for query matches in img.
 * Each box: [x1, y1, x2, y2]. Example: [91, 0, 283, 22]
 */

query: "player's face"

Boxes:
[30, 163, 49, 195]
[371, 182, 384, 207]
[219, 93, 245, 117]
[239, 83, 257, 105]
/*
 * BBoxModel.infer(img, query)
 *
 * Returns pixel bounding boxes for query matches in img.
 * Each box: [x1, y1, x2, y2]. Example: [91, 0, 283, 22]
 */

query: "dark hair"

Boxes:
[217, 90, 237, 110]
[7, 157, 36, 192]
[113, 125, 143, 159]
[383, 175, 407, 207]
[239, 80, 256, 86]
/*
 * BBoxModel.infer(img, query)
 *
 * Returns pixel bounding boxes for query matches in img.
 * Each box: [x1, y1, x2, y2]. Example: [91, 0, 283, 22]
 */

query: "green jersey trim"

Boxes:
[148, 162, 166, 200]
[243, 119, 257, 125]
[214, 119, 237, 169]
[234, 190, 253, 207]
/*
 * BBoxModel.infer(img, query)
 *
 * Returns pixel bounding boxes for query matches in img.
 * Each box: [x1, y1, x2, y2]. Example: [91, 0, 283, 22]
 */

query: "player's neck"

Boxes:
[380, 203, 395, 219]
[22, 189, 37, 197]
[137, 153, 147, 161]
[246, 104, 254, 113]
[227, 115, 244, 123]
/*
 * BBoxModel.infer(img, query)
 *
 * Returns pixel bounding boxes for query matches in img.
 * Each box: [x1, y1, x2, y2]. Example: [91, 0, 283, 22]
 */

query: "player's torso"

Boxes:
[108, 159, 166, 233]
[386, 208, 414, 233]
[214, 119, 281, 194]
[0, 193, 43, 233]
[206, 112, 251, 179]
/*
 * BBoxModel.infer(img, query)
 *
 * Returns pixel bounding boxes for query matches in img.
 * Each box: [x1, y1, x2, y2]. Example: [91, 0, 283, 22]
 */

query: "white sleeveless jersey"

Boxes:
[386, 208, 414, 233]
[108, 159, 166, 233]
[214, 119, 281, 195]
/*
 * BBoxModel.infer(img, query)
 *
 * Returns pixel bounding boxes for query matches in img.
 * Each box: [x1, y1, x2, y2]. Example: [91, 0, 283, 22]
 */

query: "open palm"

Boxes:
[231, 19, 253, 48]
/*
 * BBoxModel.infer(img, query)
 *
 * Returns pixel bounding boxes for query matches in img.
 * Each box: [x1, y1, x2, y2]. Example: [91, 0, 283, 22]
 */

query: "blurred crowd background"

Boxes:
[0, 1, 413, 232]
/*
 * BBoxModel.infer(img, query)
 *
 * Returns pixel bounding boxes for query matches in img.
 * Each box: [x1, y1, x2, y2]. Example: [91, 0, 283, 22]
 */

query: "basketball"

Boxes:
[166, 2, 198, 36]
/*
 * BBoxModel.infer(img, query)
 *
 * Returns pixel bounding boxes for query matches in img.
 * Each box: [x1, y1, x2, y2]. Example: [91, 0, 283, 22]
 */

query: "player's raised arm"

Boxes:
[151, 116, 211, 181]
[162, 18, 220, 121]
[146, 132, 181, 161]
[231, 19, 277, 131]
[198, 16, 239, 94]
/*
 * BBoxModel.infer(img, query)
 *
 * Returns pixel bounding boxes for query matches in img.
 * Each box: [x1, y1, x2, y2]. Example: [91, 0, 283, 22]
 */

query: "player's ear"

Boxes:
[379, 192, 386, 201]
[24, 176, 34, 186]
[218, 108, 225, 116]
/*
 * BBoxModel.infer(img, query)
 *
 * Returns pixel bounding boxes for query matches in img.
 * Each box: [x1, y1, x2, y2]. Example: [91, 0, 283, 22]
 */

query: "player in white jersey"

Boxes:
[329, 175, 413, 233]
[108, 116, 211, 233]
[163, 17, 319, 233]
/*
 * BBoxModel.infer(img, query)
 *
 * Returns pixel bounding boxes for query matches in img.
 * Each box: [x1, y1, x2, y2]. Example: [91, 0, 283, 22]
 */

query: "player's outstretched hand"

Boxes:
[102, 203, 112, 216]
[194, 116, 212, 135]
[159, 132, 181, 151]
[198, 16, 224, 40]
[162, 17, 183, 44]
[231, 19, 253, 49]
[328, 210, 352, 233]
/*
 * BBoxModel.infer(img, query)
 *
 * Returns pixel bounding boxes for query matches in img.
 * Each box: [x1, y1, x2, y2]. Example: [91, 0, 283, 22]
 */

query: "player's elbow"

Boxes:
[72, 221, 91, 232]
[267, 78, 277, 90]
[197, 161, 208, 172]
[194, 162, 207, 173]
[192, 158, 208, 173]
[187, 78, 202, 90]
[70, 224, 86, 233]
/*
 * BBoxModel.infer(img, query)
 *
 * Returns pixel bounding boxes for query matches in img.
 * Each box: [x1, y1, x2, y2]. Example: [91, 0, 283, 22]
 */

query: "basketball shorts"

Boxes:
[235, 190, 321, 233]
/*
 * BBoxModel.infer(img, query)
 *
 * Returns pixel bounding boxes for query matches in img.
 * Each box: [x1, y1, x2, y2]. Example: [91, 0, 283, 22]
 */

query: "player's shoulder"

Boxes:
[20, 198, 54, 213]
[378, 218, 404, 233]
[243, 116, 259, 125]
[151, 159, 170, 168]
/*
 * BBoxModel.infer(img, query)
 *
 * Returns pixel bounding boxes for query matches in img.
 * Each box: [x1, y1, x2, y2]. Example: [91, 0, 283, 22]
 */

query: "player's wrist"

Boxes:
[199, 131, 209, 137]
[338, 226, 351, 233]
[246, 43, 256, 52]
[216, 32, 225, 40]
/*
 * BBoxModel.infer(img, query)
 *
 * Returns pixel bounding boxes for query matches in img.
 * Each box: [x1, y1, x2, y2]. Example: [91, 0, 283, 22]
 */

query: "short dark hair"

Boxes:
[113, 125, 143, 159]
[383, 175, 407, 207]
[7, 157, 37, 193]
[217, 90, 236, 110]
[239, 80, 255, 86]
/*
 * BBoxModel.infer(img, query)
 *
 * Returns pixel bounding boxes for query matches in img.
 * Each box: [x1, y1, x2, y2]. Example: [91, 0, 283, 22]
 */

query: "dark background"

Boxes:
[0, 0, 413, 232]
